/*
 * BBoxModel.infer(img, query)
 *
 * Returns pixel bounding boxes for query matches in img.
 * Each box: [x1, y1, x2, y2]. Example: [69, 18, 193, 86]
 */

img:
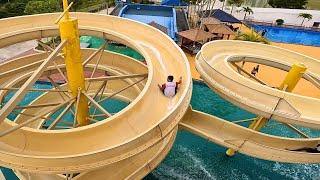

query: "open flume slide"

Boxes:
[195, 40, 320, 129]
[190, 40, 320, 163]
[0, 12, 192, 179]
[1, 9, 320, 180]
[180, 107, 320, 163]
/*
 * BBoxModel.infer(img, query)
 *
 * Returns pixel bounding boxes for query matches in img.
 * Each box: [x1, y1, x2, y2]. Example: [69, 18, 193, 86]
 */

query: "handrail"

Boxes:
[244, 19, 320, 32]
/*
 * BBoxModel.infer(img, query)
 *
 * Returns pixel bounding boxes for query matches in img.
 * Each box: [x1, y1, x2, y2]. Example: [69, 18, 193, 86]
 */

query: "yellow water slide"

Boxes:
[191, 40, 320, 163]
[0, 12, 192, 179]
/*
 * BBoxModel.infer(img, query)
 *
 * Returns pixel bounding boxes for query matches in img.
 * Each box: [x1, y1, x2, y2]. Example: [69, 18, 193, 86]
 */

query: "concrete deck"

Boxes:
[0, 40, 37, 62]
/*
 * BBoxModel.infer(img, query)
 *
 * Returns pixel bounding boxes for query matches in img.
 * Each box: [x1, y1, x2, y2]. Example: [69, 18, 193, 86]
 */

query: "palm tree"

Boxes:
[228, 0, 244, 14]
[298, 13, 313, 26]
[235, 29, 270, 44]
[219, 0, 226, 10]
[241, 6, 253, 20]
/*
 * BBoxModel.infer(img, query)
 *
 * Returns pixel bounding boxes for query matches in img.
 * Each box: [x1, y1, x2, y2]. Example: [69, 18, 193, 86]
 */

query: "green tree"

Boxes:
[298, 13, 312, 26]
[235, 29, 270, 44]
[0, 0, 9, 3]
[5, 2, 26, 17]
[69, 0, 82, 11]
[24, 0, 61, 15]
[268, 0, 307, 9]
[0, 9, 9, 18]
[219, 0, 226, 10]
[241, 6, 253, 20]
[275, 18, 284, 25]
[228, 0, 244, 14]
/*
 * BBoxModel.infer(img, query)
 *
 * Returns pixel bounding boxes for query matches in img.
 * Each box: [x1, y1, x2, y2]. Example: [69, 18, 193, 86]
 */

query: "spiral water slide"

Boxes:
[0, 13, 192, 179]
[181, 40, 320, 163]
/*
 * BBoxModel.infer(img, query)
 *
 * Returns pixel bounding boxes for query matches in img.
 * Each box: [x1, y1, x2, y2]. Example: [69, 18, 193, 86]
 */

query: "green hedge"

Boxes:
[0, 0, 115, 19]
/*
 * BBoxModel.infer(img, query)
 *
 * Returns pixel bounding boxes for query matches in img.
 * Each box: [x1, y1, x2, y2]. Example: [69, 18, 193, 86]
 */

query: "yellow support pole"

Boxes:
[58, 0, 89, 126]
[279, 63, 307, 92]
[226, 63, 307, 157]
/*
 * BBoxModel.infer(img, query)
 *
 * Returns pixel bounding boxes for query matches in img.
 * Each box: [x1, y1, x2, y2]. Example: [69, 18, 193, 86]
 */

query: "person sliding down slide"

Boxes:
[158, 75, 182, 97]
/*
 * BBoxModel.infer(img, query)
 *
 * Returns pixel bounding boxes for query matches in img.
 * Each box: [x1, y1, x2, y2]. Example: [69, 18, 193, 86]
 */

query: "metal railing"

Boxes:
[243, 19, 320, 32]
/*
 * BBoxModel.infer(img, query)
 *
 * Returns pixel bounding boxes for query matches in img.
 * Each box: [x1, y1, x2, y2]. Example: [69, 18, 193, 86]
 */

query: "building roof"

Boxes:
[201, 9, 241, 24]
[201, 17, 221, 25]
[148, 21, 168, 34]
[205, 24, 235, 35]
[178, 28, 216, 42]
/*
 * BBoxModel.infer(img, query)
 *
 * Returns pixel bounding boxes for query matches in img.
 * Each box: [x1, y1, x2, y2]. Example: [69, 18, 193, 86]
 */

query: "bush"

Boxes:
[5, 2, 26, 17]
[275, 19, 284, 25]
[268, 0, 307, 9]
[0, 0, 112, 19]
[235, 29, 270, 44]
[24, 0, 62, 15]
[0, 9, 9, 18]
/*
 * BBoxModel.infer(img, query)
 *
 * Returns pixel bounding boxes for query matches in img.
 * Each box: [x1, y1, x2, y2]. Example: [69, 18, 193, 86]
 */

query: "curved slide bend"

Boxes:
[190, 40, 320, 163]
[180, 107, 320, 163]
[196, 40, 320, 129]
[0, 13, 192, 178]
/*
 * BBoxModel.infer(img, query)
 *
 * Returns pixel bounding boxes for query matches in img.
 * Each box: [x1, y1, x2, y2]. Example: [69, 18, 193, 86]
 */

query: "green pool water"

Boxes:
[3, 82, 129, 129]
[1, 81, 320, 179]
[144, 80, 320, 180]
[1, 82, 129, 179]
[80, 36, 144, 61]
[3, 82, 53, 121]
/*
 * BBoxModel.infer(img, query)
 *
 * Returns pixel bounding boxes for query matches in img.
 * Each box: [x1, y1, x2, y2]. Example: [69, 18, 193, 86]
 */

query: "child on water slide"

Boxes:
[158, 75, 182, 97]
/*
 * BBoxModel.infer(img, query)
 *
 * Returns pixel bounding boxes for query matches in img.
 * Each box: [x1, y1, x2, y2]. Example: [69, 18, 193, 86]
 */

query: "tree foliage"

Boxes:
[268, 0, 308, 9]
[228, 0, 244, 7]
[24, 0, 61, 15]
[275, 18, 284, 25]
[228, 0, 244, 14]
[298, 13, 313, 25]
[235, 30, 270, 44]
[219, 0, 226, 9]
[241, 6, 253, 19]
[69, 0, 108, 11]
[4, 2, 26, 16]
[0, 9, 9, 18]
[0, 0, 109, 19]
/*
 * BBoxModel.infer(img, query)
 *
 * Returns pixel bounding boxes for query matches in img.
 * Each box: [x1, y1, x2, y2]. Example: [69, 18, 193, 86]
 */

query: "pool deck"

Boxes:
[186, 42, 320, 98]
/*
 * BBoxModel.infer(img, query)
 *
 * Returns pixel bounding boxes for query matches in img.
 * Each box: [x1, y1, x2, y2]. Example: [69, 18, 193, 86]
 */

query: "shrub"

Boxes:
[235, 29, 270, 44]
[275, 19, 284, 25]
[268, 0, 307, 9]
[24, 0, 62, 15]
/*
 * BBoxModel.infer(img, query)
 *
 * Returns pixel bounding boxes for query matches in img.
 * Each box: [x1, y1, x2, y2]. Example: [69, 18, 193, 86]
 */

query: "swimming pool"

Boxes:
[2, 82, 129, 128]
[250, 24, 320, 46]
[145, 81, 320, 180]
[0, 82, 129, 179]
[80, 36, 145, 61]
[1, 81, 320, 179]
[118, 4, 178, 40]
